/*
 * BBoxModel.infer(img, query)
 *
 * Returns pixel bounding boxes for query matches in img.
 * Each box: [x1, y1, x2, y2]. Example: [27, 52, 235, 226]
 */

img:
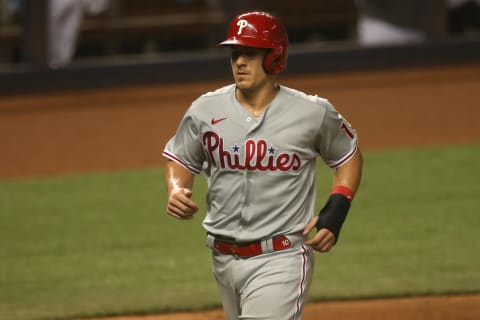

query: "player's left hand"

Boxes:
[303, 216, 336, 252]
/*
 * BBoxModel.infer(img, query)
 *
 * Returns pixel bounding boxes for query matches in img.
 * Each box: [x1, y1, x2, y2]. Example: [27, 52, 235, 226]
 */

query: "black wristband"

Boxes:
[315, 194, 351, 243]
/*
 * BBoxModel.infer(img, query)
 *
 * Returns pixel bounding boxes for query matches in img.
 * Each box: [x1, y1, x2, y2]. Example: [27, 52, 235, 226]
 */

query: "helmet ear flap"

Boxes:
[263, 47, 286, 74]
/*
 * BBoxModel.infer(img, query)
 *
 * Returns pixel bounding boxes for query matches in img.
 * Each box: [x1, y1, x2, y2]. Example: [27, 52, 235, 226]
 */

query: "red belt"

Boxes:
[213, 235, 292, 258]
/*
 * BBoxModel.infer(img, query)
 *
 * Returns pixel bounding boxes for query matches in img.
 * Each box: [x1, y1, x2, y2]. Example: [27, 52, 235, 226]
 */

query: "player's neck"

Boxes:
[236, 83, 279, 116]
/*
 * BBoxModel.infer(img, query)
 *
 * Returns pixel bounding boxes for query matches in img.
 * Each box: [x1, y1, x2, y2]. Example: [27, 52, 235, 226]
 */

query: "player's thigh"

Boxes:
[240, 245, 314, 320]
[211, 253, 242, 319]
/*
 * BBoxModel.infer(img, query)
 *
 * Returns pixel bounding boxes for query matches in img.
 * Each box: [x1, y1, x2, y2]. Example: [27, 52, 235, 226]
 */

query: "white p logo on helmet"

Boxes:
[237, 19, 248, 35]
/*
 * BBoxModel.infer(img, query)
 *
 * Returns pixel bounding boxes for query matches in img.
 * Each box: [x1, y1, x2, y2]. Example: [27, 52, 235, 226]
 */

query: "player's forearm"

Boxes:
[165, 160, 195, 195]
[333, 149, 363, 195]
[314, 149, 363, 242]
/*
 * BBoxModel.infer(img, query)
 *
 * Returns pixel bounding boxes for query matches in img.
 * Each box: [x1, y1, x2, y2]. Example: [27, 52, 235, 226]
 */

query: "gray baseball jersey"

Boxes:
[163, 84, 358, 242]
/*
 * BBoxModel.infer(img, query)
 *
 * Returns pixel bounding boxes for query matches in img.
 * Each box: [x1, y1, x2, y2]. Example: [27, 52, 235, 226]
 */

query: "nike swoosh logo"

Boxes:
[211, 117, 227, 125]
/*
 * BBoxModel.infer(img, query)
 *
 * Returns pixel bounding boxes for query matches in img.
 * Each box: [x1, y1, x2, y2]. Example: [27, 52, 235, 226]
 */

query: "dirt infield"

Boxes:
[1, 63, 480, 319]
[83, 294, 480, 320]
[1, 63, 479, 179]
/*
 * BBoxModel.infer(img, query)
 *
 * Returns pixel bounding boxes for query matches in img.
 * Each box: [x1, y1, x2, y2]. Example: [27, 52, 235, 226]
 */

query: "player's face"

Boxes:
[230, 46, 269, 91]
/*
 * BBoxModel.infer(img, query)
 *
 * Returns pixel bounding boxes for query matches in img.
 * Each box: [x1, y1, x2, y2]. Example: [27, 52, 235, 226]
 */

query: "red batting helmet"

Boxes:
[219, 11, 289, 74]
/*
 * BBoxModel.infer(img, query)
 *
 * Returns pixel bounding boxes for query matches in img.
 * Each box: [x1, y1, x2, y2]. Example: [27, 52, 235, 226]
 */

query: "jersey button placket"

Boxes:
[244, 170, 255, 228]
[238, 170, 249, 232]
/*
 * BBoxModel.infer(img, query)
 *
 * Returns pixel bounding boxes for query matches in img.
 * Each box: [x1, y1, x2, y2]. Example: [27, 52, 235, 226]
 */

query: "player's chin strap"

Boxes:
[315, 186, 354, 244]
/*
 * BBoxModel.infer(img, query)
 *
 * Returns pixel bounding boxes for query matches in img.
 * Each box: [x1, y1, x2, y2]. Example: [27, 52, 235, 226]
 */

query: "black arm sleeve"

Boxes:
[315, 194, 351, 243]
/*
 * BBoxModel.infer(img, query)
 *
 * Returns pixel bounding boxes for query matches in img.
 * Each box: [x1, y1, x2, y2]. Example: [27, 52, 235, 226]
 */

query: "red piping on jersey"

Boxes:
[330, 143, 358, 169]
[162, 150, 200, 174]
[293, 245, 308, 319]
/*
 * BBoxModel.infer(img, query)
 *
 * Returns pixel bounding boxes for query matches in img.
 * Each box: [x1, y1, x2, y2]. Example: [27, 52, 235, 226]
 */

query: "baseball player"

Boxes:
[163, 11, 363, 320]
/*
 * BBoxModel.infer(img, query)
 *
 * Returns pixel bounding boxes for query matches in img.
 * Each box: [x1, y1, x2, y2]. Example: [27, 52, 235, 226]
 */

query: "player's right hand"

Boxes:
[166, 188, 199, 220]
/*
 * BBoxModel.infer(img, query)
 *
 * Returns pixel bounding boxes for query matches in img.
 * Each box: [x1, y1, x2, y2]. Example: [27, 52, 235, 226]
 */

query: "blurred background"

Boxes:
[1, 3, 479, 320]
[0, 0, 479, 75]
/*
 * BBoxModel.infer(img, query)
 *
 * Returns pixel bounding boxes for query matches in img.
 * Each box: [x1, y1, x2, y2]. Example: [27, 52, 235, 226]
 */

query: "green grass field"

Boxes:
[1, 144, 479, 320]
